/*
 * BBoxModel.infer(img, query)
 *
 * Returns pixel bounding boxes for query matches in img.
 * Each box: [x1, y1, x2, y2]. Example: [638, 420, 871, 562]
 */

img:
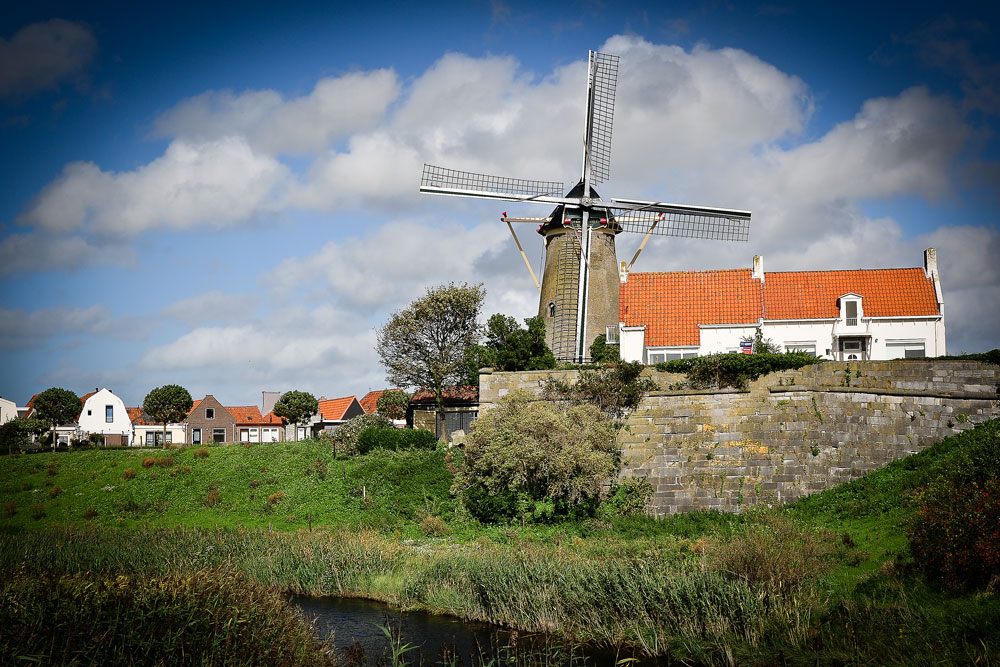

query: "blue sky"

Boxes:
[2, 0, 998, 408]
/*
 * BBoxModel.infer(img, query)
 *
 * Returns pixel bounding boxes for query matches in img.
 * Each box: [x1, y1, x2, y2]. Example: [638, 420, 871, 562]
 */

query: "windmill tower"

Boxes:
[420, 51, 751, 362]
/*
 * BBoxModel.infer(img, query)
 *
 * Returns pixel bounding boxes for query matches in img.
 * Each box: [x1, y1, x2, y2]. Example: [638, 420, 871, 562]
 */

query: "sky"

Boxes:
[1, 0, 998, 409]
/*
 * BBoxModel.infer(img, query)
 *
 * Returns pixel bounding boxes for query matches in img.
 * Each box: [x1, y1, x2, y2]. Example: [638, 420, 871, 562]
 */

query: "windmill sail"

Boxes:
[420, 164, 563, 201]
[583, 51, 619, 185]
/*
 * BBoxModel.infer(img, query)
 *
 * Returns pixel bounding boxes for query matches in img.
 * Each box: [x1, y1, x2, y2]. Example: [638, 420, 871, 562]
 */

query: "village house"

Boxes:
[308, 395, 365, 438]
[618, 249, 946, 363]
[186, 395, 236, 445]
[228, 405, 283, 443]
[77, 388, 133, 446]
[127, 407, 186, 446]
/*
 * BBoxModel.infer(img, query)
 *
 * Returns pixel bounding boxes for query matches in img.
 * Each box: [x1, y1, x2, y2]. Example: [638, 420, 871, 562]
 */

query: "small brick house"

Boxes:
[186, 395, 236, 445]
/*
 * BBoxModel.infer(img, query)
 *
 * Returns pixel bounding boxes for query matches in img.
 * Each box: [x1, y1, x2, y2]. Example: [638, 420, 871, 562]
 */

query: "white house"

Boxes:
[619, 249, 946, 363]
[0, 397, 17, 425]
[127, 407, 186, 447]
[78, 388, 133, 446]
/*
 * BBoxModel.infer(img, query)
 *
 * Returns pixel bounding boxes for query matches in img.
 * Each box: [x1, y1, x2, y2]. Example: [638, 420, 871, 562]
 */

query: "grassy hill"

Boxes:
[1, 442, 456, 534]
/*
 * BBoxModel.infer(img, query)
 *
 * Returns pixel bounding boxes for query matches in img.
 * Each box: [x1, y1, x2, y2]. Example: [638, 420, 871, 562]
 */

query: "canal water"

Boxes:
[292, 595, 650, 665]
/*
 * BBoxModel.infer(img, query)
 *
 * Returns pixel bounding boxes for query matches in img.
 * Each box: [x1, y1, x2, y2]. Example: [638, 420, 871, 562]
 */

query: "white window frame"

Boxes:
[604, 325, 619, 344]
[212, 428, 225, 443]
[262, 427, 279, 442]
[646, 347, 698, 363]
[785, 341, 817, 356]
[886, 340, 926, 359]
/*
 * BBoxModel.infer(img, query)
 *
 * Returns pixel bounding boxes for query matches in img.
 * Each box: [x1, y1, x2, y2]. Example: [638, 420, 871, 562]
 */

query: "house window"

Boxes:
[106, 405, 113, 423]
[192, 428, 202, 445]
[206, 408, 215, 419]
[87, 409, 92, 416]
[647, 348, 698, 363]
[785, 342, 817, 356]
[845, 300, 858, 326]
[262, 427, 279, 442]
[605, 325, 619, 344]
[212, 428, 225, 443]
[887, 341, 926, 359]
[166, 432, 172, 444]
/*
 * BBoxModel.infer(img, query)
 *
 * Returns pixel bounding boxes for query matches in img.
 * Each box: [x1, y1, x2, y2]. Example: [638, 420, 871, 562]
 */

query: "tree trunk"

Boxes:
[163, 422, 168, 449]
[51, 422, 56, 452]
[435, 389, 445, 441]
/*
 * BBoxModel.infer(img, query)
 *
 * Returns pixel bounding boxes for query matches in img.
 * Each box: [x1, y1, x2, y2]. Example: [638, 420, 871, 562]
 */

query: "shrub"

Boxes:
[420, 515, 450, 536]
[48, 486, 62, 498]
[542, 361, 656, 422]
[589, 333, 620, 363]
[141, 457, 155, 468]
[909, 477, 1000, 591]
[82, 508, 97, 520]
[453, 390, 619, 523]
[249, 479, 261, 489]
[155, 456, 174, 467]
[123, 468, 135, 481]
[356, 427, 436, 454]
[268, 492, 284, 504]
[192, 448, 209, 459]
[4, 501, 15, 517]
[708, 514, 837, 590]
[327, 413, 394, 456]
[46, 466, 58, 477]
[655, 352, 822, 390]
[30, 504, 45, 520]
[205, 489, 221, 508]
[597, 477, 653, 519]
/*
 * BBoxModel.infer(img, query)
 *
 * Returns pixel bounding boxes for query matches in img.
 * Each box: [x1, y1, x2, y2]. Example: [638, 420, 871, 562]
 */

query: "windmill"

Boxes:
[420, 50, 751, 362]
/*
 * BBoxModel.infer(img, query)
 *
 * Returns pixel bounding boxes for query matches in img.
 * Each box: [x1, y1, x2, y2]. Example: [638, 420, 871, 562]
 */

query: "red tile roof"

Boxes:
[621, 269, 762, 347]
[126, 407, 156, 426]
[359, 390, 384, 414]
[764, 268, 939, 319]
[622, 266, 940, 347]
[317, 396, 359, 421]
[188, 399, 202, 416]
[224, 406, 283, 425]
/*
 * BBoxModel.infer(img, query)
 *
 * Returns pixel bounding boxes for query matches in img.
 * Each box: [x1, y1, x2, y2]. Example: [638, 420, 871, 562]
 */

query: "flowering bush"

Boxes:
[908, 477, 1000, 591]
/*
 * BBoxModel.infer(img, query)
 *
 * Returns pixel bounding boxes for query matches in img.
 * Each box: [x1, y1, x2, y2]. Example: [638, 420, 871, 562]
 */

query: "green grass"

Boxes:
[0, 441, 456, 534]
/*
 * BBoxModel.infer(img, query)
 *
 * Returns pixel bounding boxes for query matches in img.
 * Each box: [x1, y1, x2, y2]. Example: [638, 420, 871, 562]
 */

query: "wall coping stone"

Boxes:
[769, 385, 998, 400]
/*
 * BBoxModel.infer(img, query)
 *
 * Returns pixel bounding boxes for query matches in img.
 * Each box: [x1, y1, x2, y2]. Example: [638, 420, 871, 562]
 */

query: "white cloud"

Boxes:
[154, 69, 400, 155]
[19, 137, 290, 235]
[0, 19, 97, 99]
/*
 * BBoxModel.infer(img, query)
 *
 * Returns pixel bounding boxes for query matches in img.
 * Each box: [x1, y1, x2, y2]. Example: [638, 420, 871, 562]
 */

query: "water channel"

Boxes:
[292, 595, 653, 666]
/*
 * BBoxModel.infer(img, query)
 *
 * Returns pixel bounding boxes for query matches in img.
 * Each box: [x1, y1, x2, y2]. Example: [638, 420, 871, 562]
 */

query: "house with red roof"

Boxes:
[618, 249, 945, 363]
[308, 395, 365, 438]
[127, 406, 186, 446]
[228, 405, 283, 443]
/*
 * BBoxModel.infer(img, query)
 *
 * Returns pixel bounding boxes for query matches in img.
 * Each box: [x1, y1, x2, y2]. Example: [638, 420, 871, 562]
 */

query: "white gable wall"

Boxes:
[78, 389, 133, 444]
[0, 397, 16, 425]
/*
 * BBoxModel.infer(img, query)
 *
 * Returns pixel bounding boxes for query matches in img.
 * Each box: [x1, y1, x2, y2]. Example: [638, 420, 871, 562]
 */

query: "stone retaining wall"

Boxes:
[479, 361, 1000, 515]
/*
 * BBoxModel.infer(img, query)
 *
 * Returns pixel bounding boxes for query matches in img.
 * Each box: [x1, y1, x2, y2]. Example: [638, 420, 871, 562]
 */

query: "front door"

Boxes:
[839, 337, 866, 361]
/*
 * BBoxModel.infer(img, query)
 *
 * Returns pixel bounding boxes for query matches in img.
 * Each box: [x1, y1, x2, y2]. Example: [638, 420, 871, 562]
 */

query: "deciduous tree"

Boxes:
[464, 314, 555, 384]
[33, 387, 81, 452]
[143, 384, 193, 449]
[272, 390, 318, 441]
[376, 282, 485, 437]
[375, 390, 410, 421]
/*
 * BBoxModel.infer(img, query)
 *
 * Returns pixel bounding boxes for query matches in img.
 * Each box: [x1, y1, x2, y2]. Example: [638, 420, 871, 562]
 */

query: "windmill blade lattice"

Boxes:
[611, 208, 751, 242]
[585, 51, 619, 185]
[421, 164, 563, 199]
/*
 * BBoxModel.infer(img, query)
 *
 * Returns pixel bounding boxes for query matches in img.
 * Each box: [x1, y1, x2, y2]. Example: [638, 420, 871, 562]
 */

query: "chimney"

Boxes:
[262, 391, 279, 415]
[752, 255, 764, 282]
[924, 248, 938, 279]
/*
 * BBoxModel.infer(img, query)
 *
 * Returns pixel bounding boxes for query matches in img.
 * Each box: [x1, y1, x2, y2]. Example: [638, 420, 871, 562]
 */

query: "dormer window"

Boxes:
[845, 300, 858, 326]
[838, 293, 864, 326]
